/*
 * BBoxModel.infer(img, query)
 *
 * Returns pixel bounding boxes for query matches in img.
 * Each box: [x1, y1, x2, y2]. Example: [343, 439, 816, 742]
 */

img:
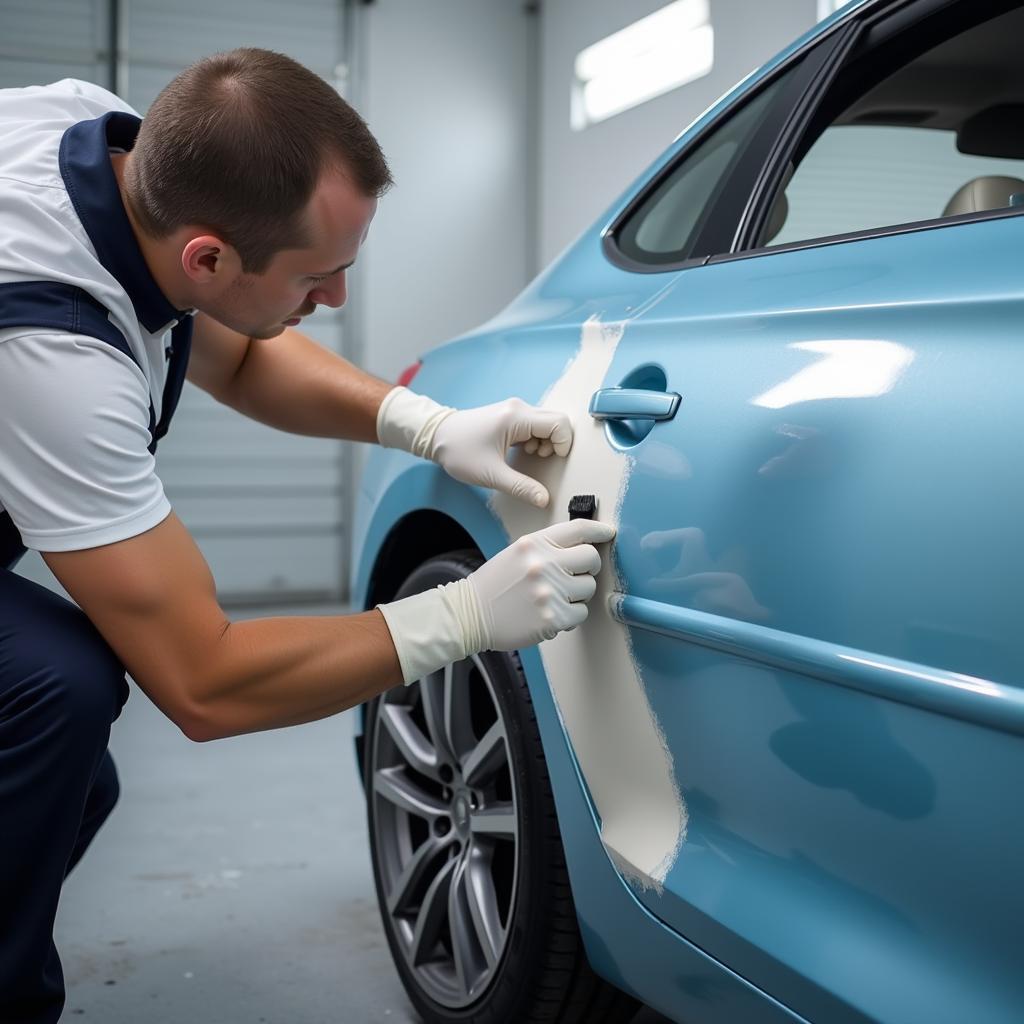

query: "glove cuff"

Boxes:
[376, 578, 489, 685]
[376, 386, 456, 460]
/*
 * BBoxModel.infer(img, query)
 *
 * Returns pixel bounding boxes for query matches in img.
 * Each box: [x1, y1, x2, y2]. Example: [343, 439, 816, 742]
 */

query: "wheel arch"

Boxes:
[363, 508, 480, 611]
[351, 481, 711, 1011]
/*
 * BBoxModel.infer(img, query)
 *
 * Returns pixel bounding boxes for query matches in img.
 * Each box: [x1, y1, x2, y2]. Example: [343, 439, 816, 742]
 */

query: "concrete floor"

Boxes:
[53, 601, 671, 1024]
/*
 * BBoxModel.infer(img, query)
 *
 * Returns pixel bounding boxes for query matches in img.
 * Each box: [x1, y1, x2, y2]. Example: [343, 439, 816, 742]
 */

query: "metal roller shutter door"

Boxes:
[122, 0, 353, 603]
[0, 0, 110, 90]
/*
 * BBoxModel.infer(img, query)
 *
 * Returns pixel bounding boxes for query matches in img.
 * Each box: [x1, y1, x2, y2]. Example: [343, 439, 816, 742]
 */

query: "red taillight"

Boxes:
[397, 360, 422, 388]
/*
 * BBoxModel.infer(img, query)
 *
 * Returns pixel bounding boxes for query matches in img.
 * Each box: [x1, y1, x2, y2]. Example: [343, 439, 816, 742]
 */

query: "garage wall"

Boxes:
[2, 0, 535, 600]
[1, 0, 355, 602]
[0, 0, 111, 90]
[353, 0, 534, 384]
[120, 0, 353, 604]
[536, 0, 820, 265]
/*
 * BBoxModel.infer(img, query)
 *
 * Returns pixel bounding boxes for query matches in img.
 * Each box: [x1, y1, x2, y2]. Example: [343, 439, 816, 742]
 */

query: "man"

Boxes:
[0, 49, 613, 1022]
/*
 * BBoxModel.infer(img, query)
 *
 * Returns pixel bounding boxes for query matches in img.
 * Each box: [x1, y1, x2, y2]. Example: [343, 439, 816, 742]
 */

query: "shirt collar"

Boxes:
[58, 111, 188, 335]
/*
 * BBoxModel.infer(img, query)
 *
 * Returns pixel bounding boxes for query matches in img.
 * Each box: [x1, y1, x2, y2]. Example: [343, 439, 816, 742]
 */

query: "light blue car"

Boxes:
[353, 1, 1024, 1021]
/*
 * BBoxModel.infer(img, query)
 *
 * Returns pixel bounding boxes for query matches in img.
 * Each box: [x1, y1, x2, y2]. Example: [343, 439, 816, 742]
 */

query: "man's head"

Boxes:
[123, 48, 391, 338]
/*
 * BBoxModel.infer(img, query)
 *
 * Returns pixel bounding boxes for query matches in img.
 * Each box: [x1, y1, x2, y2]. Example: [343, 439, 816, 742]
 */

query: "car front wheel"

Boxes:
[365, 549, 639, 1024]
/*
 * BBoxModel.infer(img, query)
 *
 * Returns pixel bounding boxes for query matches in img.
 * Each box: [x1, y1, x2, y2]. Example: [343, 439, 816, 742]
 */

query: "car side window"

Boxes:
[760, 5, 1024, 249]
[613, 68, 794, 268]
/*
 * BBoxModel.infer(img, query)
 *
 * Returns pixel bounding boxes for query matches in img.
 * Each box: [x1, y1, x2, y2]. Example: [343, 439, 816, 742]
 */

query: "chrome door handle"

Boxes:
[588, 388, 681, 421]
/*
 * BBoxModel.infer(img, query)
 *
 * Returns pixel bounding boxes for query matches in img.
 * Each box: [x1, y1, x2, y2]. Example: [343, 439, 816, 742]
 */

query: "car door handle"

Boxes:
[588, 388, 681, 421]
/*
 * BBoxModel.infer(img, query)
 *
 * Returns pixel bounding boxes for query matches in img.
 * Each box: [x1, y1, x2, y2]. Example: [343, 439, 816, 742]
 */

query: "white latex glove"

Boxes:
[377, 519, 616, 684]
[376, 386, 572, 508]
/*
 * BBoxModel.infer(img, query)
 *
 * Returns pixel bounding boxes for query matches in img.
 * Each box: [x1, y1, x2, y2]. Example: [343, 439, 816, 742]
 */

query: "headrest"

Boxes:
[765, 192, 789, 244]
[957, 105, 1024, 159]
[943, 176, 1024, 217]
[764, 162, 796, 245]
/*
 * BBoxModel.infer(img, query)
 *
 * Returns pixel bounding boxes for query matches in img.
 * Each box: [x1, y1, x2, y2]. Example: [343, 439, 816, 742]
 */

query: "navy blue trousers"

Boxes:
[0, 568, 129, 1023]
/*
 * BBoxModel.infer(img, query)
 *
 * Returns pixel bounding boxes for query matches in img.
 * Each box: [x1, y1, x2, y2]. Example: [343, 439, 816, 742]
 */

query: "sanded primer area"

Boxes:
[490, 315, 686, 886]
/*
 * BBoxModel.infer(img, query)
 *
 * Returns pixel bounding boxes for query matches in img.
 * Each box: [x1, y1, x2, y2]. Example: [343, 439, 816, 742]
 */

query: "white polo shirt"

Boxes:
[0, 79, 191, 553]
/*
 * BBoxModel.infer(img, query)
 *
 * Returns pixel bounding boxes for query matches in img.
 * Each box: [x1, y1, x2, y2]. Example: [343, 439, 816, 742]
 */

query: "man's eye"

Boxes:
[307, 275, 328, 284]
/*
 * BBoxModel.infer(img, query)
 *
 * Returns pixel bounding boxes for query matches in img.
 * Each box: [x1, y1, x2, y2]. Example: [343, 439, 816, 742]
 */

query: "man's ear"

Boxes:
[181, 234, 242, 285]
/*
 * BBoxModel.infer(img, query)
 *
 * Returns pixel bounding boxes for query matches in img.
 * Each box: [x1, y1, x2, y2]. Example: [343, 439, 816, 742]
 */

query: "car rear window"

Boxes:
[613, 70, 790, 267]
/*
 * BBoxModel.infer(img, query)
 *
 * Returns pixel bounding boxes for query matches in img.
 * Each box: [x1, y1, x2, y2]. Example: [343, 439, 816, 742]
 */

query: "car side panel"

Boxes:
[607, 212, 1024, 1024]
[352, 461, 813, 1024]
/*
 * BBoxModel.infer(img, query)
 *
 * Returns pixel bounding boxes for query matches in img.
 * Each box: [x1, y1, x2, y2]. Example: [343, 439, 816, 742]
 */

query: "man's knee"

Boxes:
[2, 597, 128, 748]
[44, 620, 129, 741]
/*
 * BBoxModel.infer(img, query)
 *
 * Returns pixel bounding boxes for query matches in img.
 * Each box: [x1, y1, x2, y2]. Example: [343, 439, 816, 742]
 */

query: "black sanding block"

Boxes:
[568, 494, 597, 520]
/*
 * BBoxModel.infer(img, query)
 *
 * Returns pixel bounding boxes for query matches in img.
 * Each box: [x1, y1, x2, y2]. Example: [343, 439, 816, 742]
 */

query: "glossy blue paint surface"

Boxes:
[613, 595, 1024, 737]
[352, 4, 1024, 1021]
[603, 210, 1024, 1024]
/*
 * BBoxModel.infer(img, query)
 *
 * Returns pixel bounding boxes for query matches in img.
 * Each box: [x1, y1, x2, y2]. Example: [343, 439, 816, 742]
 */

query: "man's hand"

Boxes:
[377, 519, 615, 684]
[377, 387, 573, 508]
[466, 519, 612, 647]
[431, 398, 572, 508]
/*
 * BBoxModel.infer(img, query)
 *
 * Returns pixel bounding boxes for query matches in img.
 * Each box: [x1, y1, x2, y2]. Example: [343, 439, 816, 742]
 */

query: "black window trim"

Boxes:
[728, 23, 862, 254]
[709, 203, 1024, 266]
[687, 31, 860, 261]
[601, 18, 860, 274]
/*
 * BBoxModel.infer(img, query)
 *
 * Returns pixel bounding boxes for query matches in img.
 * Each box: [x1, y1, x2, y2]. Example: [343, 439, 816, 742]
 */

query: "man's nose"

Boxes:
[311, 272, 347, 309]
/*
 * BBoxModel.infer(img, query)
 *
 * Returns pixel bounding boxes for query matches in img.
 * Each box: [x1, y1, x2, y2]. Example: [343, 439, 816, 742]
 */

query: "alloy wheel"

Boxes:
[370, 653, 520, 1008]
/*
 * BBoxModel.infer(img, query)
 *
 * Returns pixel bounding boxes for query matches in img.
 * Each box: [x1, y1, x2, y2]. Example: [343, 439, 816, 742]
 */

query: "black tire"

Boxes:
[365, 550, 640, 1024]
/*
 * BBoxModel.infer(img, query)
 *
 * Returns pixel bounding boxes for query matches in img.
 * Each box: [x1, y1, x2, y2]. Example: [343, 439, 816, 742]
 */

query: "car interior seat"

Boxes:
[942, 175, 1024, 217]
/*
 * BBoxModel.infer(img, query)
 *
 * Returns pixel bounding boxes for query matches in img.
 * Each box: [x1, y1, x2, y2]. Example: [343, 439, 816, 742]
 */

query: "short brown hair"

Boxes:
[124, 48, 392, 273]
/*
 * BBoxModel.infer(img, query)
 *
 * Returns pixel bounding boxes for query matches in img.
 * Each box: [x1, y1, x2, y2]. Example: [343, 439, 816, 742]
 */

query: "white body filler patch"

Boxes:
[490, 315, 686, 887]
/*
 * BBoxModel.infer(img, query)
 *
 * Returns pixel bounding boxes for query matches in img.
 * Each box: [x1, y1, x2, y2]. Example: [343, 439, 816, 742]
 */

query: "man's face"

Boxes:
[204, 167, 377, 339]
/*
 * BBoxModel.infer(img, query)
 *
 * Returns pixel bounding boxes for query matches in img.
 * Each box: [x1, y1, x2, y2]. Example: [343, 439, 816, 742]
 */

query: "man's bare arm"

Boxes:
[187, 313, 393, 442]
[43, 512, 402, 742]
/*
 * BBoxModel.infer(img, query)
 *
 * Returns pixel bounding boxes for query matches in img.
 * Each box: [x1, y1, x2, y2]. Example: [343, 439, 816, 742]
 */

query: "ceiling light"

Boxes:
[572, 0, 714, 130]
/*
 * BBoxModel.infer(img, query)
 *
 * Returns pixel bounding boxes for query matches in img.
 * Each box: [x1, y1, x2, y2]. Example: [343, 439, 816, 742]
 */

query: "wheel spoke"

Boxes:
[374, 766, 447, 820]
[380, 702, 440, 779]
[444, 659, 477, 762]
[387, 835, 445, 917]
[371, 623, 522, 1011]
[463, 844, 503, 969]
[469, 802, 516, 839]
[461, 720, 507, 788]
[418, 670, 453, 761]
[447, 857, 479, 998]
[409, 856, 457, 967]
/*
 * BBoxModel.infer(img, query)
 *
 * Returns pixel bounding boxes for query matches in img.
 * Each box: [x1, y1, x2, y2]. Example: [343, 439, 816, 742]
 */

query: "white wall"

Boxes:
[537, 0, 818, 265]
[355, 0, 534, 384]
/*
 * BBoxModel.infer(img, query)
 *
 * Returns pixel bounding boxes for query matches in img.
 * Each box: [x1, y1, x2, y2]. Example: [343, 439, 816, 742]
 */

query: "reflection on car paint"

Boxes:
[751, 338, 915, 409]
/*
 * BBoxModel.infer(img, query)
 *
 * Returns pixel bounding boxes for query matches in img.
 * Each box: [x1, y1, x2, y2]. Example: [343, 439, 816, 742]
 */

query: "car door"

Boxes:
[595, 3, 1024, 1023]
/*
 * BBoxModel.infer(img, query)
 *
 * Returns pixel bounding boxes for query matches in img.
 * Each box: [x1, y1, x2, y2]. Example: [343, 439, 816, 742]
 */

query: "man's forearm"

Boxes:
[190, 608, 403, 740]
[220, 326, 393, 442]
